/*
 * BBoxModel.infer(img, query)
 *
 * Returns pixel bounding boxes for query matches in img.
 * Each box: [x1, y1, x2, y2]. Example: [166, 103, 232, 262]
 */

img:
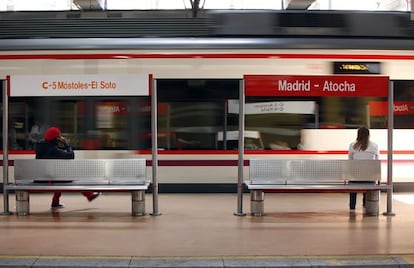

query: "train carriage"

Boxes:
[1, 10, 414, 191]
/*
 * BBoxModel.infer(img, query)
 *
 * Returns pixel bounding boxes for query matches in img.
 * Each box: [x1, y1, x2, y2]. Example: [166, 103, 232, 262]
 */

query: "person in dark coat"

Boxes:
[35, 127, 100, 209]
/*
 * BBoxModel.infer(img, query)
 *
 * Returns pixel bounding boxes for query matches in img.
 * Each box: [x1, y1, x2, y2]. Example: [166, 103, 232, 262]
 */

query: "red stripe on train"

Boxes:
[2, 149, 414, 155]
[2, 53, 414, 60]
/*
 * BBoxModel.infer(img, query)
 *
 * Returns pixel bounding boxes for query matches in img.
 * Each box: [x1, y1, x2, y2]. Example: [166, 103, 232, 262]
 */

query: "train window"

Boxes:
[244, 95, 392, 150]
[216, 130, 264, 150]
[244, 97, 316, 150]
[3, 96, 152, 150]
[3, 79, 413, 151]
[157, 79, 239, 150]
[3, 79, 241, 151]
[393, 81, 414, 129]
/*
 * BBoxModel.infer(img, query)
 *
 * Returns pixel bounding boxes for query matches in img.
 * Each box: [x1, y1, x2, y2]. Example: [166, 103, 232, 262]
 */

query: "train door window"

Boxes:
[157, 79, 239, 150]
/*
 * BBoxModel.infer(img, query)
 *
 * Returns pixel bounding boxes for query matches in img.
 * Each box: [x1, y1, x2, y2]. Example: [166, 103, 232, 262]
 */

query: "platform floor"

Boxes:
[1, 192, 414, 267]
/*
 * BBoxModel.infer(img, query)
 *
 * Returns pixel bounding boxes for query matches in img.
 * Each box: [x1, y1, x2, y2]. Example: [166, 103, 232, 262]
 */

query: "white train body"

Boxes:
[1, 49, 414, 186]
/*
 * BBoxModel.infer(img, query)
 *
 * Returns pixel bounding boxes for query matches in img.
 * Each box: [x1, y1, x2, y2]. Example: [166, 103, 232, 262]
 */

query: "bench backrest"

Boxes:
[105, 159, 146, 185]
[14, 159, 147, 185]
[249, 159, 381, 185]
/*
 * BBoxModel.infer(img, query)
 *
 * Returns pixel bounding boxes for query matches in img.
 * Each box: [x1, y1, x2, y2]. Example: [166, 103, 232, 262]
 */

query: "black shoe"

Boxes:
[51, 203, 65, 209]
[87, 192, 101, 202]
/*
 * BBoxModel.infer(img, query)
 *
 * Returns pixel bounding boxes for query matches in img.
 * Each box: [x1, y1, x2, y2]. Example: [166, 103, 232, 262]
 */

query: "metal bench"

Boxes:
[7, 159, 149, 216]
[245, 159, 387, 216]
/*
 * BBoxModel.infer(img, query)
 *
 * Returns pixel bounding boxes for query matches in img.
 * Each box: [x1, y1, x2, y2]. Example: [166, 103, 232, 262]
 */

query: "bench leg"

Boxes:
[364, 190, 380, 216]
[15, 191, 30, 216]
[251, 190, 265, 216]
[131, 191, 145, 216]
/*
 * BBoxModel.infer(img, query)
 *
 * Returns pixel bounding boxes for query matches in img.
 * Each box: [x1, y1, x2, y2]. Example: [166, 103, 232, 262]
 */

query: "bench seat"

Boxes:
[8, 159, 149, 216]
[246, 183, 387, 192]
[8, 183, 150, 192]
[245, 159, 386, 216]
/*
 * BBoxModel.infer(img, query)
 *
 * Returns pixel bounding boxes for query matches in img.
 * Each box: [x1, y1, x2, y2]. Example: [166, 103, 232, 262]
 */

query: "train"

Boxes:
[1, 10, 414, 191]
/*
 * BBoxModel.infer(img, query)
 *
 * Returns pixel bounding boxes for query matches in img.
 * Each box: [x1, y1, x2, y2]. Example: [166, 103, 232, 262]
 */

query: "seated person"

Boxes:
[35, 127, 101, 209]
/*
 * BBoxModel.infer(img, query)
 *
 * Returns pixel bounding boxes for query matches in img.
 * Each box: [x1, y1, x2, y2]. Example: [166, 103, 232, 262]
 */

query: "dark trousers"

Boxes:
[349, 181, 374, 209]
[349, 192, 366, 210]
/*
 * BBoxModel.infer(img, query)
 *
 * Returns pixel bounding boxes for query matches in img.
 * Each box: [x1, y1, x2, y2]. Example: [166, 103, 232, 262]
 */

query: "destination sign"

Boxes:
[10, 74, 150, 97]
[244, 75, 389, 97]
[333, 62, 381, 74]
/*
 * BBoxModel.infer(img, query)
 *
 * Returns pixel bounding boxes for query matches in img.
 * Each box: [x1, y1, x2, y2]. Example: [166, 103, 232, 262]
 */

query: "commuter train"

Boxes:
[1, 11, 414, 191]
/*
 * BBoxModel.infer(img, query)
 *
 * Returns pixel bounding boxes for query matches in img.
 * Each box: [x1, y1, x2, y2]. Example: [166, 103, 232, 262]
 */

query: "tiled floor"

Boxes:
[0, 192, 413, 258]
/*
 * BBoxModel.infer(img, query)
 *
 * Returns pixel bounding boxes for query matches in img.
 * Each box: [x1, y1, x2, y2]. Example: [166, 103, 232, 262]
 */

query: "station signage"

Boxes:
[244, 75, 389, 97]
[9, 74, 150, 96]
[332, 62, 381, 75]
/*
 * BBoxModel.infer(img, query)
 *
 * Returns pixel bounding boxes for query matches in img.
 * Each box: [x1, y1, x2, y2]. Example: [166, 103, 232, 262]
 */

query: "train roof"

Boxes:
[1, 10, 414, 50]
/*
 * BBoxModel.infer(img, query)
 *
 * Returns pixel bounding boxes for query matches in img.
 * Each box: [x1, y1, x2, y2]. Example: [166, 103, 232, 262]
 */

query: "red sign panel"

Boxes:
[244, 75, 389, 97]
[369, 101, 414, 116]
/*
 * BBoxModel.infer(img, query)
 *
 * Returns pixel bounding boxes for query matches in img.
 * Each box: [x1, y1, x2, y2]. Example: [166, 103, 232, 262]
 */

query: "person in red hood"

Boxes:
[35, 127, 100, 209]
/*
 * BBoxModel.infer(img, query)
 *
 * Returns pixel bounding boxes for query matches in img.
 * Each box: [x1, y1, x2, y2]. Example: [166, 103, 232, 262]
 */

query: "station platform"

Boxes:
[1, 192, 414, 267]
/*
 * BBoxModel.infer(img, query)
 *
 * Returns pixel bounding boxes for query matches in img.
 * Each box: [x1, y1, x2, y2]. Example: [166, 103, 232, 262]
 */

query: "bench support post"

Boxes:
[131, 191, 145, 216]
[364, 190, 380, 216]
[250, 190, 264, 216]
[15, 191, 30, 216]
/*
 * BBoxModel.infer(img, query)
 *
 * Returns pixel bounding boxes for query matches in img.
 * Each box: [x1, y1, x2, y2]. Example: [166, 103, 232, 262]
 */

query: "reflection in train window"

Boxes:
[2, 79, 414, 150]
